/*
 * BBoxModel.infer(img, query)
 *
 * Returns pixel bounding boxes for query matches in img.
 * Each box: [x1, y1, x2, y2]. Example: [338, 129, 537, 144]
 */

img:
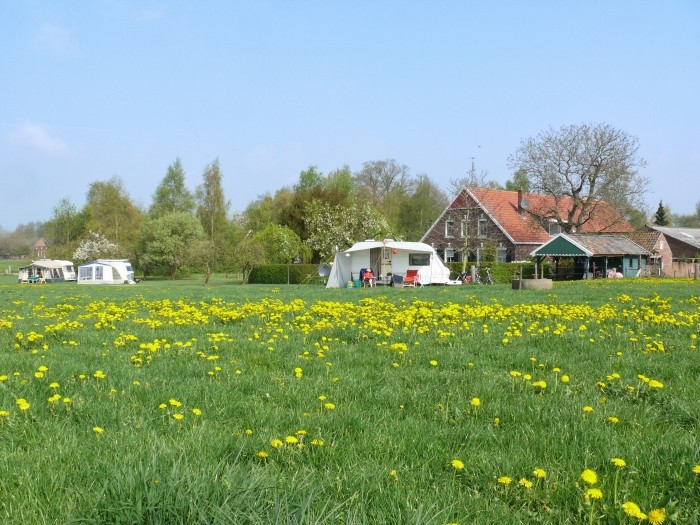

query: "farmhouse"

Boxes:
[421, 187, 634, 263]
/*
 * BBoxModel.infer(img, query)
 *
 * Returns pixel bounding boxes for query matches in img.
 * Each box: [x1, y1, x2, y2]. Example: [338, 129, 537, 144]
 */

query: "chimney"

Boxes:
[517, 188, 523, 211]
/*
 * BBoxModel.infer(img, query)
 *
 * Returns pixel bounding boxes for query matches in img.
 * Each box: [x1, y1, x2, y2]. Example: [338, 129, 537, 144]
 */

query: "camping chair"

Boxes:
[361, 268, 375, 288]
[391, 274, 403, 287]
[403, 269, 419, 288]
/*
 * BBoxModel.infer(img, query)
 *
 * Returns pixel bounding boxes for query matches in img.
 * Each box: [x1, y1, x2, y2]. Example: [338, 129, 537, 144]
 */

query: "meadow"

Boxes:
[1, 275, 699, 524]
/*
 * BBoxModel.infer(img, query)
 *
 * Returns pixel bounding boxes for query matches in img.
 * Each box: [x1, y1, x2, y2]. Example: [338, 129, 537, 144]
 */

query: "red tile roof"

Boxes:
[451, 188, 633, 244]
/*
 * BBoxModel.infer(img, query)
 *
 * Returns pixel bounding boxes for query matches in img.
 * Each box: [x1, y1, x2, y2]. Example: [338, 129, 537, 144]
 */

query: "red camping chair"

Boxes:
[403, 269, 419, 287]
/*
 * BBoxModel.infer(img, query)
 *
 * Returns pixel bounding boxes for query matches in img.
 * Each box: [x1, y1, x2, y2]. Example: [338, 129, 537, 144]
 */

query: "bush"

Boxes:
[445, 261, 552, 283]
[248, 264, 323, 285]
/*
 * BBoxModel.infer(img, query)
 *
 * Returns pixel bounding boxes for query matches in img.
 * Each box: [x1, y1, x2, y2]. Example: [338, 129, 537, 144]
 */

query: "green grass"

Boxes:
[0, 278, 699, 524]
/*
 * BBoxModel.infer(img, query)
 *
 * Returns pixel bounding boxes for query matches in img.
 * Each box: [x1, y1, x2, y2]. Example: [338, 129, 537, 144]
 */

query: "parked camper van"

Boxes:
[77, 259, 135, 284]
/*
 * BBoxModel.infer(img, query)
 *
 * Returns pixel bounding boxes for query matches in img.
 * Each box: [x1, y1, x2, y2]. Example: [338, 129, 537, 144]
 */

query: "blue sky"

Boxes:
[2, 1, 699, 231]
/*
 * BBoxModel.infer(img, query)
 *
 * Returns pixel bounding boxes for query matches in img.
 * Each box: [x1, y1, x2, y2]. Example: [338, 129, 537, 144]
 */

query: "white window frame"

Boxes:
[445, 220, 455, 238]
[477, 218, 488, 238]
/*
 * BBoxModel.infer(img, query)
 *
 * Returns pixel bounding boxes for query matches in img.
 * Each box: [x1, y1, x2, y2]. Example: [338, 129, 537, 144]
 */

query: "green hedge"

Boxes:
[248, 264, 324, 285]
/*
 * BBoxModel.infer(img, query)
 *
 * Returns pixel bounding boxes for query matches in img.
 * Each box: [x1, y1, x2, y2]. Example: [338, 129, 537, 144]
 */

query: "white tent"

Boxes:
[326, 240, 452, 288]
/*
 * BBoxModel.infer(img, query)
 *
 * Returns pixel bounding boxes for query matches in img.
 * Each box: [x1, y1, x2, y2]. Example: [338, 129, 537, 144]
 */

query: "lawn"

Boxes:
[1, 277, 699, 524]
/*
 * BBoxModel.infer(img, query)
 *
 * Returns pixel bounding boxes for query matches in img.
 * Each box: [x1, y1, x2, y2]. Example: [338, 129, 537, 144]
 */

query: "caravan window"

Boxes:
[95, 266, 104, 280]
[409, 253, 430, 266]
[79, 266, 92, 280]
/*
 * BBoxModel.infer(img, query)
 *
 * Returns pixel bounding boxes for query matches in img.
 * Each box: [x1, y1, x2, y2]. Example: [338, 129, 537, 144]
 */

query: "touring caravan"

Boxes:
[18, 260, 76, 283]
[326, 240, 451, 288]
[77, 259, 135, 284]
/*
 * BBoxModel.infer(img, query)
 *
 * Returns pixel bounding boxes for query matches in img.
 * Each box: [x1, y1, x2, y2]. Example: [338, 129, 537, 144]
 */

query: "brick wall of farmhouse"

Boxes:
[423, 207, 517, 262]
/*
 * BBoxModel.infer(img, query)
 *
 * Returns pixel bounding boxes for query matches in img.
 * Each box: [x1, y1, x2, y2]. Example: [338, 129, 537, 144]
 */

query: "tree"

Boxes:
[85, 175, 143, 256]
[195, 159, 230, 243]
[73, 231, 120, 263]
[673, 201, 700, 228]
[504, 169, 531, 192]
[304, 200, 391, 261]
[139, 212, 206, 279]
[46, 197, 86, 246]
[653, 200, 671, 226]
[231, 237, 267, 284]
[396, 174, 448, 241]
[508, 122, 648, 233]
[253, 224, 307, 264]
[149, 158, 195, 218]
[293, 165, 324, 193]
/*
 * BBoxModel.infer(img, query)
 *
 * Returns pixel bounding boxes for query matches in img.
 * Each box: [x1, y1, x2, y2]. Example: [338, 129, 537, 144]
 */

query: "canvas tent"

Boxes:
[77, 259, 135, 284]
[18, 260, 76, 283]
[326, 240, 452, 288]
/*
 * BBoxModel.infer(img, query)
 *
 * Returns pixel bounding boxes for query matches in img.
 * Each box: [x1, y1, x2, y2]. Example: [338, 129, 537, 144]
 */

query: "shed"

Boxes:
[531, 234, 650, 279]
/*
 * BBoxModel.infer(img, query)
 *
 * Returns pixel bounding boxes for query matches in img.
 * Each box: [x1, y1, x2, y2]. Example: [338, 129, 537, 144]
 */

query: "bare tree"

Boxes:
[508, 123, 648, 232]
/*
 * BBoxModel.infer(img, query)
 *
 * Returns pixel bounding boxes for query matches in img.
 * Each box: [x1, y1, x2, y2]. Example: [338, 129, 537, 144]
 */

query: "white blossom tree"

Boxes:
[73, 231, 120, 262]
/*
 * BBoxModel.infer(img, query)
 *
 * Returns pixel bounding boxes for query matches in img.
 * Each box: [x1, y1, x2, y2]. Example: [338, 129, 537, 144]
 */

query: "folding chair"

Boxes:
[403, 269, 419, 287]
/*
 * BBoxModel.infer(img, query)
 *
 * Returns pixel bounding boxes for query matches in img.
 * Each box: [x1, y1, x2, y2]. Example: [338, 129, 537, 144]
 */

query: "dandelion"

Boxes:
[580, 469, 597, 485]
[533, 468, 546, 479]
[611, 457, 626, 468]
[497, 476, 512, 485]
[584, 488, 603, 501]
[389, 469, 398, 479]
[92, 426, 104, 434]
[561, 374, 570, 384]
[583, 405, 594, 413]
[607, 416, 619, 424]
[430, 359, 438, 366]
[693, 464, 700, 474]
[648, 380, 664, 389]
[285, 435, 299, 445]
[647, 507, 666, 525]
[191, 408, 202, 416]
[0, 410, 10, 417]
[518, 478, 533, 489]
[270, 438, 284, 449]
[470, 397, 481, 408]
[323, 402, 336, 410]
[256, 450, 269, 459]
[172, 413, 184, 420]
[451, 459, 465, 470]
[622, 501, 647, 520]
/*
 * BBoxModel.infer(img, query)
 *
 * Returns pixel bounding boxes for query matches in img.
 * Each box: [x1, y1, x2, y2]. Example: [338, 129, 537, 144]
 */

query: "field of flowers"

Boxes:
[1, 278, 699, 524]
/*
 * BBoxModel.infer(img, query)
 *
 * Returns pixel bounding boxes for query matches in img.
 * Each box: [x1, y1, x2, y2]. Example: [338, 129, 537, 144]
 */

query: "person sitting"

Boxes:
[363, 268, 375, 287]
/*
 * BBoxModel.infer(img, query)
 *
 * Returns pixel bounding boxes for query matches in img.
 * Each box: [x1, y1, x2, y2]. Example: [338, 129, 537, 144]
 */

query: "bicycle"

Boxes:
[473, 267, 495, 285]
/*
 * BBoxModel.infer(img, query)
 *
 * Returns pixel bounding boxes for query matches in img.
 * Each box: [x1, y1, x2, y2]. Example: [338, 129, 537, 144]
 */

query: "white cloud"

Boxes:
[9, 121, 71, 157]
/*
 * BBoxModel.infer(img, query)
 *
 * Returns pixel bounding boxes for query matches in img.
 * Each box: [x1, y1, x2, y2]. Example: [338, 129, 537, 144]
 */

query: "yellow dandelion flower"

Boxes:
[430, 360, 438, 366]
[648, 380, 664, 389]
[92, 426, 104, 434]
[323, 402, 336, 410]
[607, 416, 619, 424]
[497, 476, 512, 485]
[585, 488, 603, 501]
[693, 464, 700, 474]
[270, 438, 284, 449]
[647, 507, 666, 525]
[622, 501, 647, 520]
[533, 468, 546, 479]
[389, 469, 398, 478]
[518, 478, 533, 489]
[611, 457, 626, 468]
[583, 405, 594, 413]
[0, 410, 10, 417]
[580, 469, 597, 485]
[191, 408, 202, 416]
[561, 374, 570, 383]
[256, 450, 268, 459]
[470, 397, 481, 407]
[451, 459, 465, 470]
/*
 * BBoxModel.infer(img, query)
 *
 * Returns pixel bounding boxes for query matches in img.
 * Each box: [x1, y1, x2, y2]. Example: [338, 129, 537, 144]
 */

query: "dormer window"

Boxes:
[548, 218, 566, 235]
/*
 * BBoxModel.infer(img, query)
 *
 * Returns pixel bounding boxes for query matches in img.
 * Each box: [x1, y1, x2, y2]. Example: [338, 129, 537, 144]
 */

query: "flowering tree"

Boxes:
[73, 231, 120, 262]
[304, 200, 391, 261]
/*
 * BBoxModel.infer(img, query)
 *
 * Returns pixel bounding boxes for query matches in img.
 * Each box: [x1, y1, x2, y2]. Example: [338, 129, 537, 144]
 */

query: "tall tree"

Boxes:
[396, 174, 448, 241]
[653, 200, 671, 226]
[85, 175, 143, 256]
[673, 201, 700, 228]
[504, 169, 531, 192]
[149, 158, 195, 218]
[508, 122, 648, 233]
[46, 197, 88, 248]
[195, 159, 230, 242]
[139, 212, 207, 279]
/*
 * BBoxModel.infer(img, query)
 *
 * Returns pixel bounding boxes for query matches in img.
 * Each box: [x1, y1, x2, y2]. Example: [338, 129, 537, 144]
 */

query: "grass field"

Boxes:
[1, 276, 699, 524]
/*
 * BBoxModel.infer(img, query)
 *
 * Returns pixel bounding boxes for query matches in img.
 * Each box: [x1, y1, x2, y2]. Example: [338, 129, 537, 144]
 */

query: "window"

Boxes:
[477, 218, 488, 238]
[548, 222, 562, 235]
[409, 253, 430, 266]
[79, 266, 92, 281]
[95, 266, 104, 280]
[460, 218, 466, 238]
[445, 248, 456, 262]
[445, 220, 454, 238]
[497, 247, 508, 262]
